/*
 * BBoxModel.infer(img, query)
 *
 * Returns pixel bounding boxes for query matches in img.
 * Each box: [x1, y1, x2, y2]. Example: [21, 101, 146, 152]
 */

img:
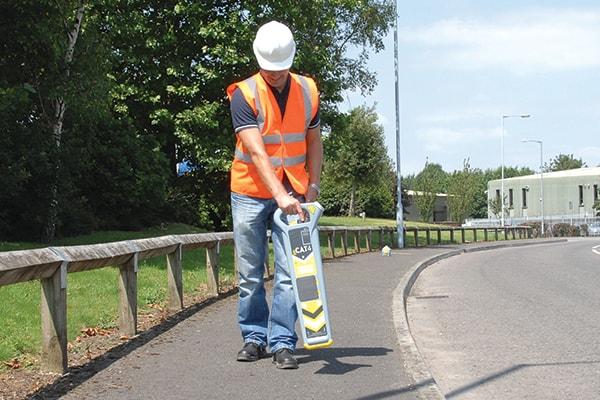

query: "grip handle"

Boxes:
[273, 202, 323, 231]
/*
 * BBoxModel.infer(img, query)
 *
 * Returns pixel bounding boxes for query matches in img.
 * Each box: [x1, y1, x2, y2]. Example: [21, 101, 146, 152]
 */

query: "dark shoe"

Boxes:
[272, 348, 299, 369]
[237, 342, 266, 362]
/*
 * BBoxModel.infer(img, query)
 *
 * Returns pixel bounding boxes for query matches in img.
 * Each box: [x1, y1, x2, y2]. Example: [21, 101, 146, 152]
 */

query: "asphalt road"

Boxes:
[407, 238, 600, 400]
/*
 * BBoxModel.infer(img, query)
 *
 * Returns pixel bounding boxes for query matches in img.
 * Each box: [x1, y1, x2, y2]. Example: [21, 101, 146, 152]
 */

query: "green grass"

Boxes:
[0, 223, 236, 365]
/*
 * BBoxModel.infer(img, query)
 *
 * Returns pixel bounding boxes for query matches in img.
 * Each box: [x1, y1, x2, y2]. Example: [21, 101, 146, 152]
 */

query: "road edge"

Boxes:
[392, 239, 567, 400]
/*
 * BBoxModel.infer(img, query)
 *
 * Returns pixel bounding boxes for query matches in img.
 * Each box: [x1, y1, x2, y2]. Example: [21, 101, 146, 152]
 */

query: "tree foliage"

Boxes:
[413, 162, 447, 222]
[1, 1, 395, 240]
[544, 153, 587, 172]
[447, 159, 480, 224]
[320, 105, 395, 218]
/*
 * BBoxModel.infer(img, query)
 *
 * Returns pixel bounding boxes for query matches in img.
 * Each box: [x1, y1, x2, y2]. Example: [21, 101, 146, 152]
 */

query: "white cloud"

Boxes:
[400, 8, 600, 73]
[418, 126, 500, 153]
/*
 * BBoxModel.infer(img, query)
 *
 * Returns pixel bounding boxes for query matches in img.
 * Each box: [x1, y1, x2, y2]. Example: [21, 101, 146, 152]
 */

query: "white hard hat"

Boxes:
[253, 21, 296, 71]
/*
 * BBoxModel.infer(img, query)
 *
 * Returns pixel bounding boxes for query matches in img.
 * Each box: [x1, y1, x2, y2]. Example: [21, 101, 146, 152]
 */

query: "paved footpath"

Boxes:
[33, 246, 448, 400]
[34, 242, 552, 400]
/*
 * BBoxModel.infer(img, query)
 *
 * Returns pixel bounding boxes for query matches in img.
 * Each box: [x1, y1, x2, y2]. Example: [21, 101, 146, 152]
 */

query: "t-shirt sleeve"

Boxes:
[230, 88, 258, 133]
[308, 108, 320, 129]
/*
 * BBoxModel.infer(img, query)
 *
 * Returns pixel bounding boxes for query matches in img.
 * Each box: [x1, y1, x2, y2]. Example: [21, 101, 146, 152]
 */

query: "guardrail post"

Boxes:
[450, 228, 455, 243]
[461, 228, 466, 243]
[354, 231, 360, 253]
[511, 228, 516, 240]
[342, 230, 348, 256]
[425, 228, 431, 245]
[206, 242, 220, 297]
[484, 228, 488, 241]
[379, 228, 384, 249]
[167, 244, 183, 312]
[118, 252, 138, 337]
[366, 230, 373, 251]
[41, 261, 68, 373]
[327, 230, 336, 258]
[390, 229, 396, 248]
[437, 228, 442, 244]
[494, 228, 499, 241]
[414, 229, 419, 247]
[473, 228, 478, 242]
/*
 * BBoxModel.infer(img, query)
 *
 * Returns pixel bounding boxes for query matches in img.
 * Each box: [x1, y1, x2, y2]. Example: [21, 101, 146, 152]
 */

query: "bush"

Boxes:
[550, 223, 580, 237]
[520, 221, 542, 238]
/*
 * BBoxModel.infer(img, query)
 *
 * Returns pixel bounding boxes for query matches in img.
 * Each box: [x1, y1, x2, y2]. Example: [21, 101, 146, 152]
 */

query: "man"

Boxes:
[227, 20, 322, 370]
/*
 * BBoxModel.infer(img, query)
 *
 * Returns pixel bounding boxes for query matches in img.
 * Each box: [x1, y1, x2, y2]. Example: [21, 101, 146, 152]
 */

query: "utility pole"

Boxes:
[394, 0, 405, 248]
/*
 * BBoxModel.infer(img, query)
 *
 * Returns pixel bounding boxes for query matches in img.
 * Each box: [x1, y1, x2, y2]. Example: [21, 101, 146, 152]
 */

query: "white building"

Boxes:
[487, 167, 600, 222]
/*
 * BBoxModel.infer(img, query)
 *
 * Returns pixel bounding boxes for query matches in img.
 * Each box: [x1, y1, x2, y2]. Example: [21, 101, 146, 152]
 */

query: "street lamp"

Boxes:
[501, 114, 530, 227]
[393, 0, 404, 248]
[521, 139, 544, 236]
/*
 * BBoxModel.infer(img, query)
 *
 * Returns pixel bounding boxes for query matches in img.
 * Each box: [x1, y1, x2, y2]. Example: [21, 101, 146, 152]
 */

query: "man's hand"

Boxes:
[275, 192, 304, 221]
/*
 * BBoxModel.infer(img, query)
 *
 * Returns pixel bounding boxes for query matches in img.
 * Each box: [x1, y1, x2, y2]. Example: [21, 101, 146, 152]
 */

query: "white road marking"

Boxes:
[593, 245, 600, 256]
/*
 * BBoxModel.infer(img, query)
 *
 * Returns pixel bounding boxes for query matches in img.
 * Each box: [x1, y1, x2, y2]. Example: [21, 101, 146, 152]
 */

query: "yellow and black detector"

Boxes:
[273, 202, 333, 350]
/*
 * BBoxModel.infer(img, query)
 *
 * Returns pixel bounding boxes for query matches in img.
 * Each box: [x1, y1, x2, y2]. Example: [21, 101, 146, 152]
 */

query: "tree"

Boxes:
[92, 0, 396, 229]
[2, 1, 396, 239]
[413, 162, 447, 222]
[1, 1, 169, 241]
[544, 153, 586, 172]
[488, 196, 503, 219]
[321, 105, 395, 217]
[447, 159, 479, 224]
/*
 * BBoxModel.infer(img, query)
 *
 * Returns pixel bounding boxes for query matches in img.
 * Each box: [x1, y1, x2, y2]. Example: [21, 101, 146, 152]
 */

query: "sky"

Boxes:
[344, 0, 600, 176]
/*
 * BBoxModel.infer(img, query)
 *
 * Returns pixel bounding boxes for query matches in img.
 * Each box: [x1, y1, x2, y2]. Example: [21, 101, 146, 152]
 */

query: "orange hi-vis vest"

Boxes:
[227, 72, 319, 198]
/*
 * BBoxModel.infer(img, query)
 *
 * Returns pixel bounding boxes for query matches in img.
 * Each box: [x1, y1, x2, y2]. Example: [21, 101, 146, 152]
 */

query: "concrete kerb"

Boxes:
[392, 239, 567, 400]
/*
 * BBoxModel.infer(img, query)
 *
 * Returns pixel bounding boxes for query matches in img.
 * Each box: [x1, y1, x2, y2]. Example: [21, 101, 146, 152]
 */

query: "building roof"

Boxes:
[489, 166, 600, 184]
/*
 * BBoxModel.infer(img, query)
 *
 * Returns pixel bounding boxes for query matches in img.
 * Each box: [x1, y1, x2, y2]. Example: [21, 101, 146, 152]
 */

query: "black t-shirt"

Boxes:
[230, 75, 320, 133]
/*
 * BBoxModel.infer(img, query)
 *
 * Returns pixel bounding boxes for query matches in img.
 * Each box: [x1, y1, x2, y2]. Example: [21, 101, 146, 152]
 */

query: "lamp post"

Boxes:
[501, 114, 530, 227]
[521, 139, 544, 236]
[393, 0, 404, 248]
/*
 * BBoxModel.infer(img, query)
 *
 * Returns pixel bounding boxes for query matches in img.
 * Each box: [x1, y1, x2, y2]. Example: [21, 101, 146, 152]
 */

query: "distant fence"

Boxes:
[0, 225, 531, 373]
[466, 216, 600, 228]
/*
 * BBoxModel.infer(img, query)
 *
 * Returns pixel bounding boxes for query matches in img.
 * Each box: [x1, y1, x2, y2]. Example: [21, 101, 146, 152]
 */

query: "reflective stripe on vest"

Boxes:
[234, 148, 306, 167]
[233, 74, 310, 165]
[297, 75, 314, 128]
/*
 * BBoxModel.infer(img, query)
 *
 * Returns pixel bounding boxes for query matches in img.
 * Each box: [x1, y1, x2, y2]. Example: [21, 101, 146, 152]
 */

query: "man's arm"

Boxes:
[305, 126, 323, 202]
[237, 127, 303, 216]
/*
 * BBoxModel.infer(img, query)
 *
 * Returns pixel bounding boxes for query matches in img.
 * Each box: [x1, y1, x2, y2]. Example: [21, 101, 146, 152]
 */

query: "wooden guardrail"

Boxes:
[0, 225, 530, 373]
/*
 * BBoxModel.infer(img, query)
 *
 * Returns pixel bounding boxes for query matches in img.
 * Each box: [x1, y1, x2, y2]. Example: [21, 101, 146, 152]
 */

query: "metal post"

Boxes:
[522, 138, 543, 236]
[502, 114, 530, 227]
[501, 116, 505, 227]
[394, 0, 404, 248]
[540, 141, 545, 236]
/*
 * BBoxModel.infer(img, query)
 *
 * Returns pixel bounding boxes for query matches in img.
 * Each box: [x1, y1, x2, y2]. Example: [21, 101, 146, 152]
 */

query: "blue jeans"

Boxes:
[231, 192, 299, 353]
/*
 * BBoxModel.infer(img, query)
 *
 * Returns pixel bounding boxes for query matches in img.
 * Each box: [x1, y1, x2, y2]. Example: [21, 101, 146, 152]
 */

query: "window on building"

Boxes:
[495, 189, 500, 203]
[522, 188, 527, 208]
[509, 189, 514, 208]
[579, 185, 584, 206]
[594, 185, 598, 202]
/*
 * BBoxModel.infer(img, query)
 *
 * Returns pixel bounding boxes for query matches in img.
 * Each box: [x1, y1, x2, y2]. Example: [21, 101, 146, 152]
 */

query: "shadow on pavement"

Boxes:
[296, 346, 393, 375]
[351, 378, 436, 400]
[446, 360, 600, 398]
[28, 289, 238, 400]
